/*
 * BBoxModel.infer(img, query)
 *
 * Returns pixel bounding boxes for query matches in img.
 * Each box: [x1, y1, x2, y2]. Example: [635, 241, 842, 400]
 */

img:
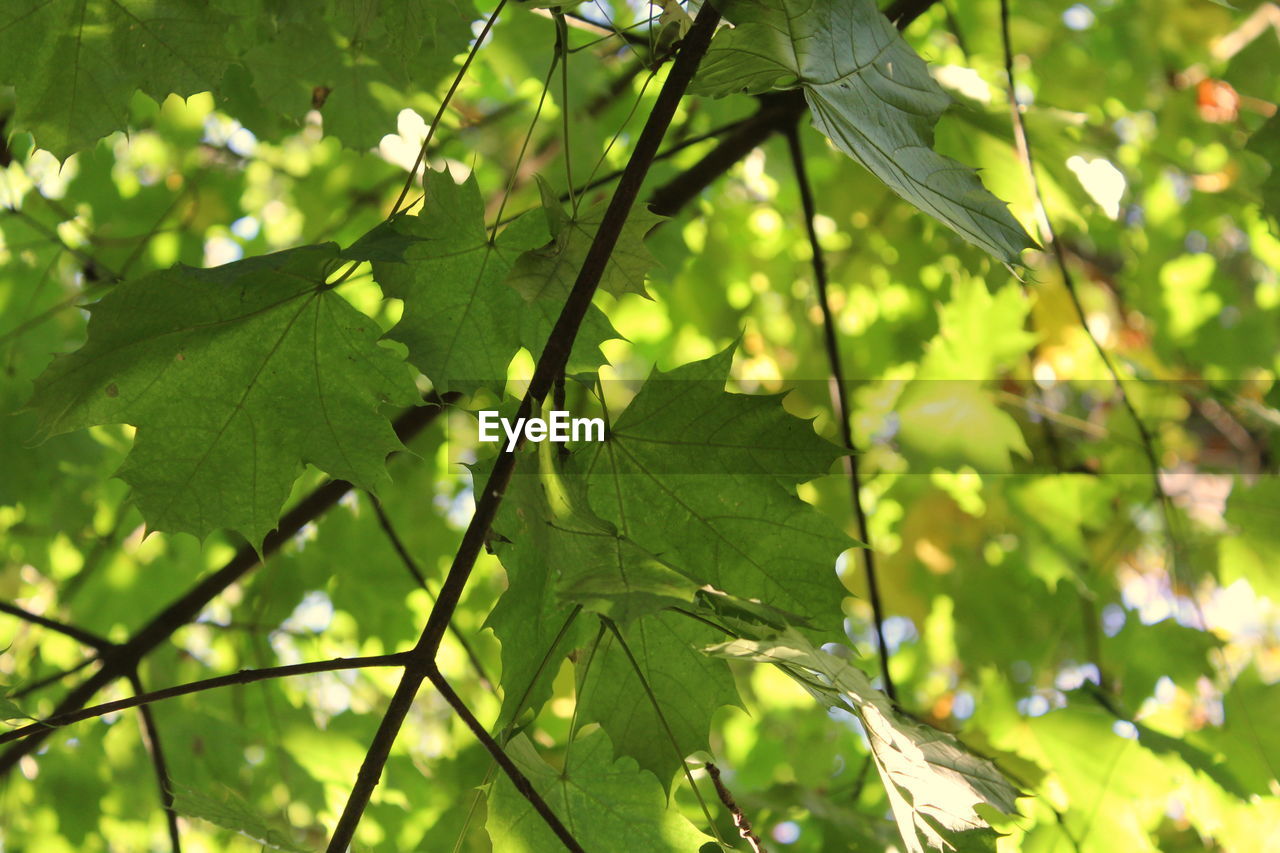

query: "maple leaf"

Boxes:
[566, 347, 854, 633]
[29, 244, 419, 544]
[506, 177, 666, 302]
[487, 347, 853, 776]
[0, 0, 235, 157]
[360, 172, 617, 394]
[709, 630, 1023, 853]
[486, 729, 713, 853]
[692, 0, 1033, 263]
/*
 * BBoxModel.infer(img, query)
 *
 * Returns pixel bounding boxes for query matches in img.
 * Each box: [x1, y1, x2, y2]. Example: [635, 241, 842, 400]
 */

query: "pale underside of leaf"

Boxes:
[692, 0, 1033, 263]
[708, 631, 1022, 853]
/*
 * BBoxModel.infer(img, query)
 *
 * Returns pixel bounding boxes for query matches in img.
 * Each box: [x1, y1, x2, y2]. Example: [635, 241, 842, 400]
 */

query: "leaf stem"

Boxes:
[783, 124, 897, 704]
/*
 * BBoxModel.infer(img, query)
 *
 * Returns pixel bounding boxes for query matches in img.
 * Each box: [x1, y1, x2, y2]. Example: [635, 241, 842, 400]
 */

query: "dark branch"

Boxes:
[369, 497, 494, 689]
[0, 395, 453, 775]
[128, 671, 182, 853]
[425, 668, 585, 853]
[0, 600, 115, 652]
[783, 124, 897, 703]
[0, 654, 407, 747]
[324, 7, 725, 848]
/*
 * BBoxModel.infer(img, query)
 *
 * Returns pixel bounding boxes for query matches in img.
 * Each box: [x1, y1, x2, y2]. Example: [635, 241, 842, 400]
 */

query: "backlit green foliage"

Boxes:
[1, 1, 1277, 851]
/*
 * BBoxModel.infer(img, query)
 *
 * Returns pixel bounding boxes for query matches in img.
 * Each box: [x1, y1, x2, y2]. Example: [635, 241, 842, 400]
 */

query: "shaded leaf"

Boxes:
[486, 729, 713, 852]
[577, 612, 740, 784]
[506, 177, 666, 301]
[369, 171, 616, 393]
[567, 347, 854, 633]
[234, 0, 474, 148]
[1246, 115, 1280, 225]
[172, 784, 307, 852]
[0, 0, 235, 156]
[29, 244, 418, 544]
[692, 0, 1032, 262]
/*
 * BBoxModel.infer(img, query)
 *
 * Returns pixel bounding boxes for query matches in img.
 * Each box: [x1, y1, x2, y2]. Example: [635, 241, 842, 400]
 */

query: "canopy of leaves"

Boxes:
[1, 0, 1277, 851]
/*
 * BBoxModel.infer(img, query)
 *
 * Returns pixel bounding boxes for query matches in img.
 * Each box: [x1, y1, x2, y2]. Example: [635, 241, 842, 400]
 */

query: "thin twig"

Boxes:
[0, 654, 407, 747]
[425, 668, 585, 853]
[783, 124, 897, 703]
[368, 497, 494, 690]
[324, 8, 724, 848]
[9, 657, 97, 700]
[0, 396, 452, 775]
[0, 600, 115, 651]
[706, 763, 767, 853]
[128, 670, 182, 853]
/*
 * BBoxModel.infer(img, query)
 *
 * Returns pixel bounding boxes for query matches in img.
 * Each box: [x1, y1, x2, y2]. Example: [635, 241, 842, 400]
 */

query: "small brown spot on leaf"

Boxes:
[176, 352, 186, 361]
[105, 383, 119, 397]
[312, 86, 332, 109]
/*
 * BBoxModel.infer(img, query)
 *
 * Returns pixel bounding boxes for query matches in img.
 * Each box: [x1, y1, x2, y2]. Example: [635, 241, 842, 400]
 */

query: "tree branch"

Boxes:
[0, 395, 453, 775]
[0, 654, 407, 747]
[324, 7, 725, 849]
[706, 763, 767, 853]
[128, 670, 182, 853]
[783, 124, 897, 703]
[369, 497, 494, 690]
[425, 668, 585, 853]
[0, 600, 115, 652]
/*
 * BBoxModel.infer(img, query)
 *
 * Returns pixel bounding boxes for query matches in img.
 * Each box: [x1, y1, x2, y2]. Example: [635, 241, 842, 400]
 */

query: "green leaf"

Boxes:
[367, 171, 616, 393]
[1221, 477, 1280, 600]
[506, 177, 666, 301]
[0, 0, 235, 157]
[896, 382, 1030, 473]
[573, 348, 852, 628]
[485, 729, 713, 852]
[576, 613, 740, 784]
[233, 0, 474, 148]
[919, 280, 1037, 380]
[486, 466, 593, 730]
[708, 629, 1021, 853]
[692, 0, 1033, 263]
[0, 688, 29, 724]
[1197, 665, 1280, 797]
[171, 784, 307, 852]
[1246, 115, 1280, 225]
[29, 244, 419, 544]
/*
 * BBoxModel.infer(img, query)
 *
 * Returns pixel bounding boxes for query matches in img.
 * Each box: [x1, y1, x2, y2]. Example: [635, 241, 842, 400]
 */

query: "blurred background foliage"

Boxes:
[1, 0, 1278, 850]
